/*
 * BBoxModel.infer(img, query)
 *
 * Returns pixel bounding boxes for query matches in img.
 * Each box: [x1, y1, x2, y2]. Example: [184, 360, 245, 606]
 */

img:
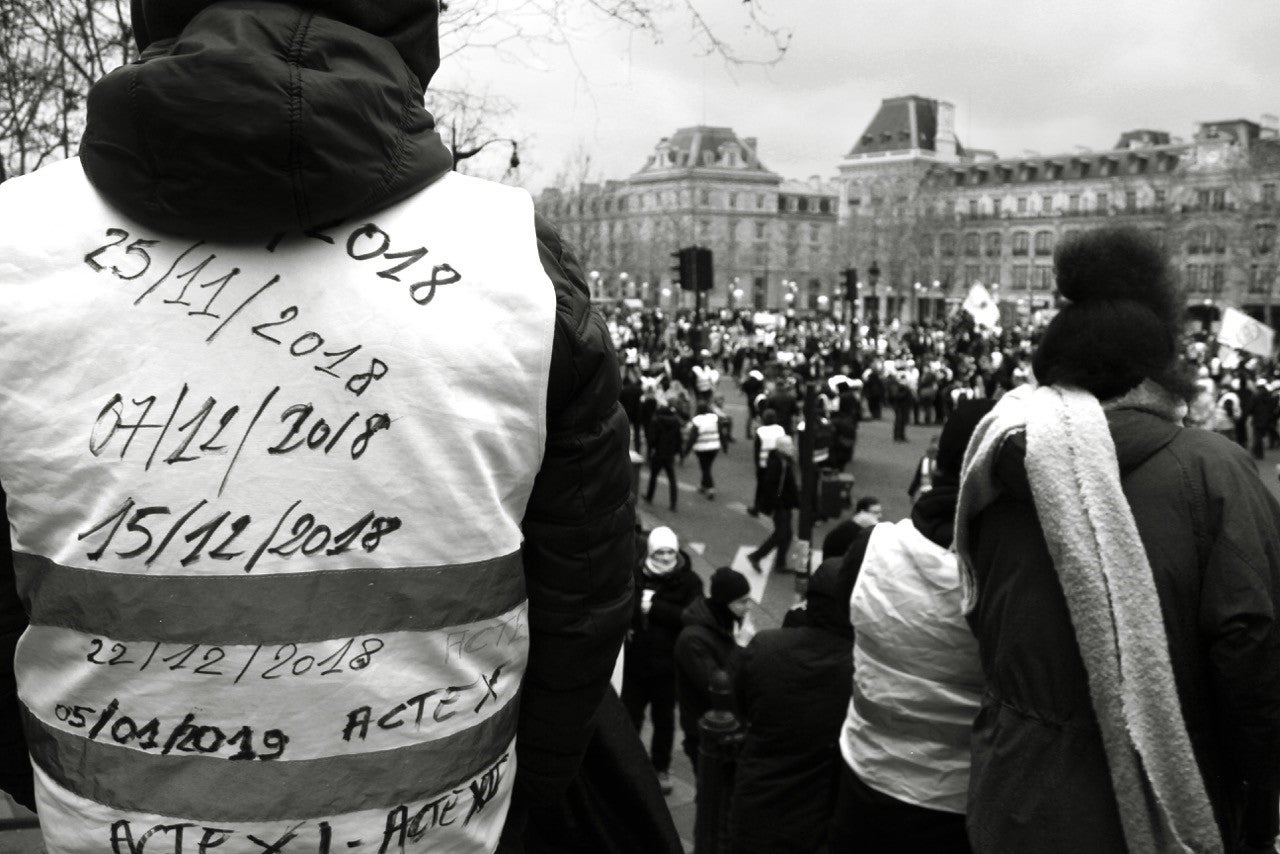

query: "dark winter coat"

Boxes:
[673, 598, 741, 744]
[648, 406, 686, 461]
[626, 552, 703, 677]
[729, 563, 854, 854]
[10, 0, 638, 825]
[966, 408, 1280, 853]
[757, 451, 799, 514]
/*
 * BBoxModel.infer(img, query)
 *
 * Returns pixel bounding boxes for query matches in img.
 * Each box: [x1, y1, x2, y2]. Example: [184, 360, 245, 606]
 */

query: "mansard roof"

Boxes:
[848, 95, 964, 156]
[631, 126, 781, 184]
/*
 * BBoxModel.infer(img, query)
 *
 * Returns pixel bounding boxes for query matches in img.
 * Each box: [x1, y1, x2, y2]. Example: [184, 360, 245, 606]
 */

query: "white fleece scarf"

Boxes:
[954, 383, 1222, 854]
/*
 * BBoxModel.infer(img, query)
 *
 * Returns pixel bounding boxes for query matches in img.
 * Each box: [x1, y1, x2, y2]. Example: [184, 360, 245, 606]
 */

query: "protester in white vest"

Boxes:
[0, 3, 634, 852]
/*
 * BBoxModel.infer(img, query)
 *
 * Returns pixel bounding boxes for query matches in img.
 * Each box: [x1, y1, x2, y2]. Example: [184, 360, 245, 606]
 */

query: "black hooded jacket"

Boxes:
[967, 408, 1280, 853]
[730, 560, 854, 854]
[0, 0, 635, 827]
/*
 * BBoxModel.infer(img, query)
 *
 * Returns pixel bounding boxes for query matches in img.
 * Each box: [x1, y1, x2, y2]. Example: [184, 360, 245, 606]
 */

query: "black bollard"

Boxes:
[694, 668, 744, 854]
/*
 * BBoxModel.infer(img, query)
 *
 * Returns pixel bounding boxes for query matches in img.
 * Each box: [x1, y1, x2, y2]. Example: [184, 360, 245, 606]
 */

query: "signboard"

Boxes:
[961, 283, 1001, 330]
[1218, 306, 1276, 357]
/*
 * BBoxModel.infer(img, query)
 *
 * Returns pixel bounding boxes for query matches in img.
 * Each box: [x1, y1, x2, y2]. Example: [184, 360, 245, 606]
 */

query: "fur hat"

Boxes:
[1033, 227, 1192, 401]
[710, 567, 751, 605]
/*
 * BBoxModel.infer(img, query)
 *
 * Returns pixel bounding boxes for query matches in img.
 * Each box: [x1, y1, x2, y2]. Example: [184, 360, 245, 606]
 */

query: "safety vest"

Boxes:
[840, 520, 983, 814]
[0, 159, 553, 853]
[756, 424, 786, 468]
[689, 412, 722, 453]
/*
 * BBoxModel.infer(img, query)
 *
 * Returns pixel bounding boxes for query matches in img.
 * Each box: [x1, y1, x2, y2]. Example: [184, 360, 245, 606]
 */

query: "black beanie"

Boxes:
[710, 567, 751, 605]
[1032, 227, 1190, 401]
[935, 398, 997, 477]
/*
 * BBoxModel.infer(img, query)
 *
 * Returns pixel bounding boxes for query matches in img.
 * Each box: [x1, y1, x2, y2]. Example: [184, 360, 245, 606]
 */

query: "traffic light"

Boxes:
[842, 268, 858, 301]
[694, 247, 714, 292]
[671, 247, 696, 291]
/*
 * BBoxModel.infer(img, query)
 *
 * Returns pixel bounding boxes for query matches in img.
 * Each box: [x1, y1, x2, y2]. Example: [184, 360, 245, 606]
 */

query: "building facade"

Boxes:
[536, 127, 839, 312]
[837, 95, 1280, 328]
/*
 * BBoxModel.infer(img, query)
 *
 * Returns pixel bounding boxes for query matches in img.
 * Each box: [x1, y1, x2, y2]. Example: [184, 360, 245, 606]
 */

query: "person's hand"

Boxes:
[641, 588, 656, 614]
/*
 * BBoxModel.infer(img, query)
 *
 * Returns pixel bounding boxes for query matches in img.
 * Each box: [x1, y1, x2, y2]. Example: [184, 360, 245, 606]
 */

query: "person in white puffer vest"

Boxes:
[829, 399, 995, 853]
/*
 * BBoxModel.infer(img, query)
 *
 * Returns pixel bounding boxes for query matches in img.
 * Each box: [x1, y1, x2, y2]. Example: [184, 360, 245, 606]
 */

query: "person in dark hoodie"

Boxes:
[622, 527, 703, 794]
[956, 228, 1280, 854]
[0, 3, 635, 851]
[674, 567, 752, 770]
[729, 559, 854, 854]
[828, 398, 995, 854]
[646, 400, 686, 511]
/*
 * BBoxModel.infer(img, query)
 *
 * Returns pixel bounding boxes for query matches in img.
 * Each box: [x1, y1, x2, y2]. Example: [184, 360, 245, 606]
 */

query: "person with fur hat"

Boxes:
[730, 559, 854, 854]
[828, 398, 994, 854]
[673, 568, 752, 770]
[0, 2, 637, 849]
[621, 527, 703, 795]
[956, 226, 1280, 854]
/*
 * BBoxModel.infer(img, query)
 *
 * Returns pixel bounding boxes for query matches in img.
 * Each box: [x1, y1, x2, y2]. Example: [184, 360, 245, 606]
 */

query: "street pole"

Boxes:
[796, 378, 819, 584]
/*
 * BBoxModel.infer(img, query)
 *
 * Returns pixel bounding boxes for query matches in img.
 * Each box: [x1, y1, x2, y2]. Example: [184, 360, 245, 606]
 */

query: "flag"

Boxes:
[1218, 306, 1275, 358]
[962, 283, 1001, 330]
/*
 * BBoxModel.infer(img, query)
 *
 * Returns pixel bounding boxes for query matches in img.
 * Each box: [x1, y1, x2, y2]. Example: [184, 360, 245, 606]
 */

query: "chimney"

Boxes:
[935, 100, 958, 161]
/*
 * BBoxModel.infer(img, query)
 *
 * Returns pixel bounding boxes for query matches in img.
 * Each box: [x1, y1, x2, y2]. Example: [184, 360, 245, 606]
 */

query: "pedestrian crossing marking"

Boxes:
[689, 542, 706, 555]
[732, 545, 772, 604]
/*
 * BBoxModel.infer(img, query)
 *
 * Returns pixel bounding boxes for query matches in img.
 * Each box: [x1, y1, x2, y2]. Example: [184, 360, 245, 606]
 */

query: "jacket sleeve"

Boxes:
[1198, 452, 1280, 848]
[514, 215, 635, 813]
[0, 486, 33, 811]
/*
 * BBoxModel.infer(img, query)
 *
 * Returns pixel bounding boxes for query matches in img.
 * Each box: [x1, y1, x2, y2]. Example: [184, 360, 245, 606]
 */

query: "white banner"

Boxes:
[961, 283, 1000, 330]
[1219, 306, 1276, 357]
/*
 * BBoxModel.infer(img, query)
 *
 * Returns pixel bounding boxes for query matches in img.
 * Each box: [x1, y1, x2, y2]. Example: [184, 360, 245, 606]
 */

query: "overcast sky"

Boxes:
[431, 0, 1280, 192]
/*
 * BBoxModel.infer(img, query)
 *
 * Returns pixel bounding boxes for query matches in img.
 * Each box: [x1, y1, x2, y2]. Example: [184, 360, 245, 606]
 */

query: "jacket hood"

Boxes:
[996, 407, 1181, 499]
[81, 0, 453, 241]
[682, 597, 735, 638]
[802, 558, 854, 637]
[910, 479, 959, 548]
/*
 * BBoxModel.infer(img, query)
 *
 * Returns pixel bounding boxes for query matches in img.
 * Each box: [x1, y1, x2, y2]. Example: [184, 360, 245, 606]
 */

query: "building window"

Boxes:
[755, 222, 766, 240]
[964, 232, 981, 257]
[1012, 231, 1030, 256]
[1035, 267, 1055, 291]
[1041, 195, 1054, 213]
[985, 232, 1002, 257]
[1068, 194, 1080, 213]
[985, 265, 1001, 284]
[819, 199, 831, 213]
[1211, 264, 1226, 293]
[777, 196, 788, 212]
[757, 194, 766, 209]
[964, 264, 982, 284]
[1211, 189, 1227, 211]
[1250, 264, 1277, 294]
[1186, 264, 1204, 292]
[968, 199, 979, 217]
[1264, 184, 1278, 210]
[798, 197, 809, 212]
[992, 198, 1002, 217]
[728, 193, 737, 209]
[943, 200, 955, 217]
[1012, 265, 1030, 288]
[810, 224, 821, 242]
[1125, 191, 1137, 211]
[1153, 189, 1166, 210]
[1016, 196, 1027, 214]
[1034, 231, 1054, 256]
[1097, 192, 1109, 213]
[1255, 224, 1277, 255]
[918, 234, 935, 256]
[940, 233, 957, 257]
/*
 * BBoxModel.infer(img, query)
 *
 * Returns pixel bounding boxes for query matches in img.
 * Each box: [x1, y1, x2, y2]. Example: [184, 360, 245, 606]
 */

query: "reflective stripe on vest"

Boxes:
[0, 160, 553, 853]
[691, 413, 721, 452]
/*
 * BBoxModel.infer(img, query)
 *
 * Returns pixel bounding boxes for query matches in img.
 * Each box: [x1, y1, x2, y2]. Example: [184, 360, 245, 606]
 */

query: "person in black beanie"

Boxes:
[960, 226, 1280, 854]
[674, 567, 752, 770]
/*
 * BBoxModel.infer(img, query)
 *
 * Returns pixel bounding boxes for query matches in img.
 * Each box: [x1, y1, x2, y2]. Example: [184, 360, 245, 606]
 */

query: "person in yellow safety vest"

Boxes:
[749, 410, 787, 517]
[0, 2, 635, 851]
[685, 401, 724, 500]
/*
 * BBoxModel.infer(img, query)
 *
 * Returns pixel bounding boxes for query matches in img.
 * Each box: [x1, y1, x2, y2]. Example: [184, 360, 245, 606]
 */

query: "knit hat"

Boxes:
[645, 527, 680, 576]
[710, 567, 751, 605]
[935, 398, 997, 478]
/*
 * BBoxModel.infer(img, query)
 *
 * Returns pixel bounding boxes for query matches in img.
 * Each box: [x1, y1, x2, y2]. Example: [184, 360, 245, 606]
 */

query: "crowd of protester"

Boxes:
[613, 226, 1280, 854]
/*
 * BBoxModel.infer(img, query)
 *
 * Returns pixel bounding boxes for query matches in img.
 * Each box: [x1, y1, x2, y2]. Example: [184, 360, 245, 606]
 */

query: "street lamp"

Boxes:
[868, 261, 882, 329]
[588, 270, 601, 300]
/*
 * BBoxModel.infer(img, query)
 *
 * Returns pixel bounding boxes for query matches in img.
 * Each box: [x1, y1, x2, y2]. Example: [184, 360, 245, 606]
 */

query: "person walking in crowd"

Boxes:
[646, 400, 685, 511]
[829, 399, 994, 854]
[887, 365, 913, 443]
[674, 568, 753, 770]
[956, 227, 1280, 854]
[686, 401, 724, 499]
[730, 558, 854, 854]
[622, 527, 703, 796]
[748, 409, 786, 516]
[740, 368, 766, 439]
[907, 433, 941, 500]
[0, 1, 636, 849]
[691, 350, 721, 404]
[863, 360, 886, 420]
[747, 435, 800, 575]
[620, 364, 644, 453]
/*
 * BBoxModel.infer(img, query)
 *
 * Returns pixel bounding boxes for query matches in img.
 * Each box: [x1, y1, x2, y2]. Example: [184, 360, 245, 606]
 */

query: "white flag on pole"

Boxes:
[1218, 306, 1275, 358]
[962, 283, 1001, 330]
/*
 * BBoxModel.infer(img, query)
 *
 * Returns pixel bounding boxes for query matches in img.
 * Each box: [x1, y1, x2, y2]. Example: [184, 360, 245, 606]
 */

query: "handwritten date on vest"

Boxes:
[76, 496, 401, 572]
[90, 385, 392, 468]
[82, 227, 390, 398]
[86, 636, 385, 683]
[266, 219, 463, 307]
[55, 698, 288, 761]
[105, 752, 510, 854]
